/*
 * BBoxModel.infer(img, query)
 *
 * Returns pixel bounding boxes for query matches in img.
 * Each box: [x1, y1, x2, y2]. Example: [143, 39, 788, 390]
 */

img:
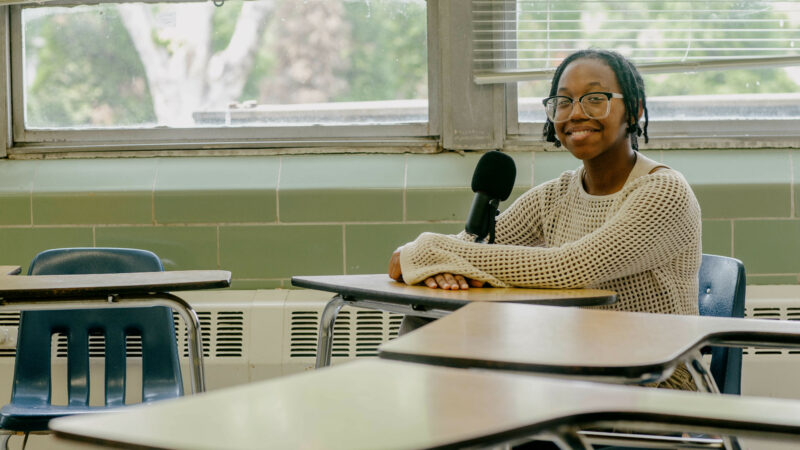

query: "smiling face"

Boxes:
[554, 58, 634, 162]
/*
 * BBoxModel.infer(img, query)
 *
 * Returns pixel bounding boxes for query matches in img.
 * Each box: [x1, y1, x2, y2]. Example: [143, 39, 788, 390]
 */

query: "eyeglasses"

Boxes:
[542, 92, 624, 123]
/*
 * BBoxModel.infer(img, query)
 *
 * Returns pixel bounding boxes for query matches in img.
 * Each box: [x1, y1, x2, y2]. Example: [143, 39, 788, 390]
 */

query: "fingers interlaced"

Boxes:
[423, 273, 482, 290]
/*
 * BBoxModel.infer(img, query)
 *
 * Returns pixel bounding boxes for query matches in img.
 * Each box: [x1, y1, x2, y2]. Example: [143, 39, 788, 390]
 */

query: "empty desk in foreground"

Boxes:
[0, 270, 231, 393]
[291, 273, 616, 367]
[50, 359, 800, 450]
[380, 302, 800, 392]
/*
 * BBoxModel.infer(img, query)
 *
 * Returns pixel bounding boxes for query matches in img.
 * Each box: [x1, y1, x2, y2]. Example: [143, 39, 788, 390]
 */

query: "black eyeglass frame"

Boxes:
[542, 91, 625, 123]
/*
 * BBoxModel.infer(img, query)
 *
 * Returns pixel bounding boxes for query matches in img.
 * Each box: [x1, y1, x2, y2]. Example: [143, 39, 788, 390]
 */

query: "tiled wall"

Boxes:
[0, 149, 796, 287]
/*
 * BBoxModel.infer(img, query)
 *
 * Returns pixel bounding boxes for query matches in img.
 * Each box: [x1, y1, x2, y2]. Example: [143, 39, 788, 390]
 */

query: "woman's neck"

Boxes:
[582, 149, 637, 196]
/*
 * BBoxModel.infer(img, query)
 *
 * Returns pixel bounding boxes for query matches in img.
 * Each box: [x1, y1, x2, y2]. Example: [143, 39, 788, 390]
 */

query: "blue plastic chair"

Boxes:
[0, 248, 184, 433]
[698, 253, 746, 395]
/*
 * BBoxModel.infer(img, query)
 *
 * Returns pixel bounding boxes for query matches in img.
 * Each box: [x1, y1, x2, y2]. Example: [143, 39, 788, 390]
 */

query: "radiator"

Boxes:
[0, 288, 403, 403]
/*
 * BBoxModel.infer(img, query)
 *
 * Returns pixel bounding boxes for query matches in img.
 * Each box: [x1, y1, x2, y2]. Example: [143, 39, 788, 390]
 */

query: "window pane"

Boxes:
[510, 1, 800, 125]
[22, 0, 428, 130]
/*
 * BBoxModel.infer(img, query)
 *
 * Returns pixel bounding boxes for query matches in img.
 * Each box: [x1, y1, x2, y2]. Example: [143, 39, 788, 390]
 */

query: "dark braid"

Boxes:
[542, 49, 649, 150]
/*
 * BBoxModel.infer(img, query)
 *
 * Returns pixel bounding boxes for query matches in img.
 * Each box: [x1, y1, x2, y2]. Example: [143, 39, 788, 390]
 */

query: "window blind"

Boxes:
[473, 0, 800, 84]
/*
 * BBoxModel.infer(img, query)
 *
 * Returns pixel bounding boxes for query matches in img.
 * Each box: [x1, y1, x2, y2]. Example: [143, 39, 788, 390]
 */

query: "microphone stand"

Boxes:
[475, 198, 500, 244]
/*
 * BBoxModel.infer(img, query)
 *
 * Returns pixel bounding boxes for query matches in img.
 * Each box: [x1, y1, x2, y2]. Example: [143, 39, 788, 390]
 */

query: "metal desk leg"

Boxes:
[686, 351, 720, 393]
[686, 352, 741, 450]
[153, 293, 206, 394]
[315, 294, 345, 368]
[553, 426, 590, 450]
[112, 294, 207, 394]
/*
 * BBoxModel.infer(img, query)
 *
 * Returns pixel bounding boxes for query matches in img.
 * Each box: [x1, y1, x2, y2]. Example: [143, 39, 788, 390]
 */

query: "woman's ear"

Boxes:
[636, 101, 643, 121]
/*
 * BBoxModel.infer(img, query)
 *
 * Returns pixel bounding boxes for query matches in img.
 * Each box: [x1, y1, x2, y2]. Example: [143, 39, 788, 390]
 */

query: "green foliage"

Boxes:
[336, 0, 428, 101]
[25, 6, 155, 128]
[211, 3, 243, 54]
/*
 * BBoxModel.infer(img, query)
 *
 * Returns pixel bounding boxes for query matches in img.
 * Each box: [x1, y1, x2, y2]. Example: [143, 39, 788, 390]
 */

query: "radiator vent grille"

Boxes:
[175, 310, 245, 359]
[743, 305, 800, 356]
[0, 312, 19, 358]
[0, 312, 19, 326]
[289, 309, 402, 358]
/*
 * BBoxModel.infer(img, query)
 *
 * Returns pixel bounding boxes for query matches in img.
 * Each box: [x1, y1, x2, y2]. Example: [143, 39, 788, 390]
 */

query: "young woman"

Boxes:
[389, 49, 702, 391]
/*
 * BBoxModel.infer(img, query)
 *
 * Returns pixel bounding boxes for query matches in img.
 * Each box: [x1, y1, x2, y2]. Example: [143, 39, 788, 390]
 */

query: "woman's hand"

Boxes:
[388, 250, 403, 281]
[389, 249, 484, 289]
[424, 273, 485, 290]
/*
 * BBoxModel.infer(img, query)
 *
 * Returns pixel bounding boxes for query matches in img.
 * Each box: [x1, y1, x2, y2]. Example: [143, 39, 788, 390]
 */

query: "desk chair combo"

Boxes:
[0, 248, 185, 449]
[378, 255, 750, 449]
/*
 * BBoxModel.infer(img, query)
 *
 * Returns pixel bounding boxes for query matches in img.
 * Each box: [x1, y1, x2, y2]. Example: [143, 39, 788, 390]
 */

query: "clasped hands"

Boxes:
[388, 250, 484, 290]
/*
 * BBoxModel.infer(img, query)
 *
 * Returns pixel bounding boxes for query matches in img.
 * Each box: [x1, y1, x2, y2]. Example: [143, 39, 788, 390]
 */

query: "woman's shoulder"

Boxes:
[627, 155, 692, 192]
[623, 163, 698, 214]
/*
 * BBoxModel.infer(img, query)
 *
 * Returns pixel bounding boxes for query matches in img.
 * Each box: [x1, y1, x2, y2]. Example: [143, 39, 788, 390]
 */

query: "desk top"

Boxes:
[0, 270, 231, 300]
[0, 266, 21, 276]
[379, 302, 800, 382]
[291, 274, 616, 309]
[50, 359, 800, 450]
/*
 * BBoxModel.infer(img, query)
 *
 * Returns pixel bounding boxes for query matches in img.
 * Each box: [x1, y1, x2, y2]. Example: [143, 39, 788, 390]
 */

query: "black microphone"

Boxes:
[465, 151, 516, 243]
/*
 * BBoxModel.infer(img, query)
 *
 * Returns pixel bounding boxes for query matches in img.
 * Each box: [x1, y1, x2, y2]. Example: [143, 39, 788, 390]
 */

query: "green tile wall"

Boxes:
[95, 226, 218, 271]
[0, 149, 796, 286]
[32, 159, 156, 225]
[0, 160, 35, 226]
[279, 154, 405, 222]
[661, 150, 792, 218]
[0, 227, 93, 274]
[219, 225, 343, 279]
[701, 220, 732, 257]
[734, 220, 800, 275]
[154, 157, 279, 224]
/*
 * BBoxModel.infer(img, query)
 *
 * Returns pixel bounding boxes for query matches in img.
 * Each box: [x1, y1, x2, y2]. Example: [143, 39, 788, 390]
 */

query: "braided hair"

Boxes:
[542, 49, 649, 150]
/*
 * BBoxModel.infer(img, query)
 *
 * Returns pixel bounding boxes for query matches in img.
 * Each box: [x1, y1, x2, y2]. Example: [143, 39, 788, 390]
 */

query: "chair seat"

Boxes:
[0, 403, 127, 432]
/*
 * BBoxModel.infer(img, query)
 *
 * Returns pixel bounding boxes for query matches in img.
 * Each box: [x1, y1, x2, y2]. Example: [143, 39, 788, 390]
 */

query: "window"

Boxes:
[473, 0, 800, 148]
[10, 0, 433, 154]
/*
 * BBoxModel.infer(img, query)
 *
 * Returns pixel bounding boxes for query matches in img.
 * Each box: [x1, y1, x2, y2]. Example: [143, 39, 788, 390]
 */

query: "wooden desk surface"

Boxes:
[0, 270, 231, 300]
[379, 302, 800, 380]
[292, 274, 616, 309]
[50, 359, 800, 450]
[0, 266, 21, 276]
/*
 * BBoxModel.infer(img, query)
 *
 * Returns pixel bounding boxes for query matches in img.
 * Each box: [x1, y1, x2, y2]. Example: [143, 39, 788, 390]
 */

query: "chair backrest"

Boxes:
[27, 247, 164, 275]
[12, 248, 182, 408]
[698, 253, 746, 395]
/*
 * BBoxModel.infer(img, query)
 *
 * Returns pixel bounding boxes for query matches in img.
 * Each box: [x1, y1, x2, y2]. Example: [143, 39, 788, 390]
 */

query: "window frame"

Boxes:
[3, 1, 443, 157]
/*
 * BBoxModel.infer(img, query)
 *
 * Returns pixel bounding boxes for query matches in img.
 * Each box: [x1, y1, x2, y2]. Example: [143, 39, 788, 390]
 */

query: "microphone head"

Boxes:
[471, 151, 516, 201]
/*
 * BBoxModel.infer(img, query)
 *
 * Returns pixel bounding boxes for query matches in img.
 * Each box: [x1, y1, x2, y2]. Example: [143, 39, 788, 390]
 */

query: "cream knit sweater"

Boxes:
[399, 153, 702, 316]
[399, 154, 702, 390]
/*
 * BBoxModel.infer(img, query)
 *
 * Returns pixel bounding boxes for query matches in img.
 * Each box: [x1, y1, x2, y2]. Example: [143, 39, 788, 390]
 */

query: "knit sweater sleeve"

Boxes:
[398, 171, 700, 288]
[491, 176, 565, 247]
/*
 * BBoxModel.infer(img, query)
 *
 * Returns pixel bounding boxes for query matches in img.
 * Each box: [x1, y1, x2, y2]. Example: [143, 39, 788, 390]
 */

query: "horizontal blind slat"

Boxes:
[472, 0, 800, 80]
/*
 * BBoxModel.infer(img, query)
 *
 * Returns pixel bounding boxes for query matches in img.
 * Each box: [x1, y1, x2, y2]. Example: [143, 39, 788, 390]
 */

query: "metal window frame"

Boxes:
[3, 1, 442, 157]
